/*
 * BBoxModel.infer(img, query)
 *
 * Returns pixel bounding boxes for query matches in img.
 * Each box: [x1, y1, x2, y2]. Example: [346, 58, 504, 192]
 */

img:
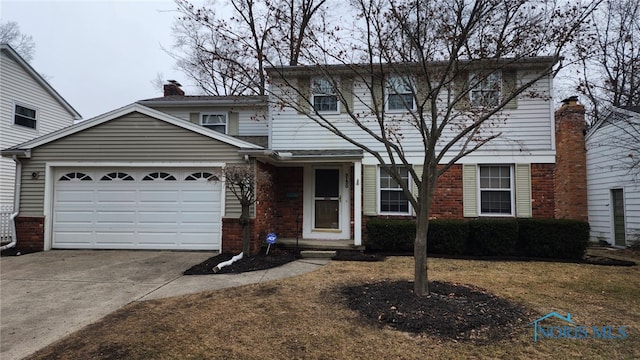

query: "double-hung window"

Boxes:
[201, 113, 227, 134]
[311, 78, 339, 113]
[379, 166, 410, 214]
[469, 71, 501, 107]
[479, 165, 513, 215]
[14, 104, 37, 129]
[386, 75, 415, 111]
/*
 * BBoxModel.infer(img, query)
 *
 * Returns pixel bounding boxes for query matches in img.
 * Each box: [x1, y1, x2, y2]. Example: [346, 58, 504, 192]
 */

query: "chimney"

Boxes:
[554, 96, 588, 221]
[163, 80, 185, 96]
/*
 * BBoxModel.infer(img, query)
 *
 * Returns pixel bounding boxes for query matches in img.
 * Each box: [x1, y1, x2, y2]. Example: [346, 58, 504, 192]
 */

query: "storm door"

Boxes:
[314, 168, 340, 229]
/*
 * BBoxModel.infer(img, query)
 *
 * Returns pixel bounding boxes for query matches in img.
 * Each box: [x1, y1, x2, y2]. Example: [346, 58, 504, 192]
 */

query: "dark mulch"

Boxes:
[332, 250, 386, 262]
[184, 248, 299, 275]
[0, 247, 37, 257]
[341, 280, 533, 344]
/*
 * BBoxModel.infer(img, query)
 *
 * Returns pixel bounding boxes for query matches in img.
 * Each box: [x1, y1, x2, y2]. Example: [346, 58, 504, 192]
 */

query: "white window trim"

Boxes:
[12, 101, 39, 131]
[200, 112, 228, 134]
[469, 71, 502, 108]
[385, 75, 416, 113]
[477, 164, 515, 217]
[377, 165, 412, 215]
[311, 77, 340, 114]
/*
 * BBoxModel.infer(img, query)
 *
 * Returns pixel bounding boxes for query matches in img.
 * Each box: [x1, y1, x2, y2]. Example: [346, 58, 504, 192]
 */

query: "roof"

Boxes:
[137, 95, 268, 107]
[585, 106, 640, 140]
[1, 103, 263, 156]
[0, 43, 82, 120]
[239, 148, 364, 162]
[266, 56, 558, 76]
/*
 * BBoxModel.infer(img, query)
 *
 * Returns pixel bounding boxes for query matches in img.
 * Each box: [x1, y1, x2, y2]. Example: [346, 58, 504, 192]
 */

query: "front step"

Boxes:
[300, 250, 336, 259]
[278, 238, 364, 251]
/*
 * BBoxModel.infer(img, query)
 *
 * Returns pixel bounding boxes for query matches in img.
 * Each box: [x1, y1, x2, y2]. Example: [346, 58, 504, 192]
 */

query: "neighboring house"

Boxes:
[0, 44, 81, 211]
[586, 106, 640, 247]
[1, 58, 589, 253]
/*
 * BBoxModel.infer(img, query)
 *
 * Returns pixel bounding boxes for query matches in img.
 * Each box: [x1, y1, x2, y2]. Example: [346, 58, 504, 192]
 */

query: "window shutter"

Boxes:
[363, 165, 377, 215]
[228, 112, 239, 135]
[515, 163, 532, 218]
[462, 164, 478, 217]
[189, 112, 200, 125]
[502, 70, 518, 110]
[370, 76, 384, 113]
[454, 71, 470, 110]
[340, 77, 353, 114]
[297, 77, 310, 114]
[412, 164, 423, 197]
[415, 75, 431, 111]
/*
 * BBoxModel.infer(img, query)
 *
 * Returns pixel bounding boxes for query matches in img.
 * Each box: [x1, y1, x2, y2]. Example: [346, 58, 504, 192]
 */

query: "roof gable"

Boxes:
[586, 106, 640, 140]
[0, 43, 81, 120]
[2, 103, 264, 153]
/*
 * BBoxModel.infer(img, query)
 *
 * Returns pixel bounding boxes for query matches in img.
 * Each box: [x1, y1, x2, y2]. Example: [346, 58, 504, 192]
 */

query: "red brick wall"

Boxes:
[221, 218, 261, 254]
[554, 102, 588, 221]
[531, 163, 555, 218]
[429, 165, 463, 219]
[273, 167, 304, 238]
[15, 217, 44, 251]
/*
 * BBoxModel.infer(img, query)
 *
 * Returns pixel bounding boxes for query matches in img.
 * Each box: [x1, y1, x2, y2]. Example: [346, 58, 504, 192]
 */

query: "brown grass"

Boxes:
[28, 256, 640, 360]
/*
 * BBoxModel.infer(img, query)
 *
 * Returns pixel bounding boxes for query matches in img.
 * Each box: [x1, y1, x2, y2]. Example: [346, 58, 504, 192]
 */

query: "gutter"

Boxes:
[1, 156, 21, 251]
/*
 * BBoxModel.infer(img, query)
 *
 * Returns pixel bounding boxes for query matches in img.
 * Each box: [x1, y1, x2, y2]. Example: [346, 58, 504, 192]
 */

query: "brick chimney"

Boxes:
[163, 80, 185, 96]
[554, 96, 588, 221]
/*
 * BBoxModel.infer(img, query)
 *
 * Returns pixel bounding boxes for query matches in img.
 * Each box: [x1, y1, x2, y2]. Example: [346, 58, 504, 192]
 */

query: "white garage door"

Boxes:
[52, 168, 222, 250]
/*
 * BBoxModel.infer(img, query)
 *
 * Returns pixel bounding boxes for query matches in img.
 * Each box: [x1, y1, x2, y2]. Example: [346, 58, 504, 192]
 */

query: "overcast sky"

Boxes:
[2, 0, 201, 120]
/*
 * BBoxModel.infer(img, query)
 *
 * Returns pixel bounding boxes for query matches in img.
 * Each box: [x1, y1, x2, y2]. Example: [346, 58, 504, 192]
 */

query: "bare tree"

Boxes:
[577, 0, 640, 123]
[222, 164, 272, 255]
[0, 21, 35, 62]
[170, 0, 327, 95]
[267, 0, 598, 296]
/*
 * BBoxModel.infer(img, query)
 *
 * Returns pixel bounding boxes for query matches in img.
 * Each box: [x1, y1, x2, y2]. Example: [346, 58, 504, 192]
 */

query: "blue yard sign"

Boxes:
[266, 232, 277, 255]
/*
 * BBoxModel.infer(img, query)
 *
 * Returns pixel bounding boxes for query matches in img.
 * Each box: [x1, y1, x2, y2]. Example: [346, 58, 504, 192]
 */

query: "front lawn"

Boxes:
[28, 256, 640, 359]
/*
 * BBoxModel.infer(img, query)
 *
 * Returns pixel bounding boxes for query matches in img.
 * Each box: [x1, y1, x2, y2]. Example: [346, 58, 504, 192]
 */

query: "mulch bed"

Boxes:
[341, 280, 533, 344]
[184, 248, 299, 275]
[332, 250, 386, 262]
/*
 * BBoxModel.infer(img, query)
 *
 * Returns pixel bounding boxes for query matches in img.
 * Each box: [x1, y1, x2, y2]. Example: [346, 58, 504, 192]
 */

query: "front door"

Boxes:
[303, 165, 350, 240]
[612, 189, 626, 246]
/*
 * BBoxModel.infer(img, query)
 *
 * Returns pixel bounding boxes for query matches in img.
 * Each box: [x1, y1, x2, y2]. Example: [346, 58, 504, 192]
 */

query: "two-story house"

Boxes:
[0, 43, 81, 246]
[1, 58, 588, 253]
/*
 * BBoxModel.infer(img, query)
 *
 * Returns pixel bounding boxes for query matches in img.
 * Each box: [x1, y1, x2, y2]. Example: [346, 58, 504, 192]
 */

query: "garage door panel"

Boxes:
[53, 168, 222, 250]
[96, 191, 137, 203]
[56, 190, 94, 203]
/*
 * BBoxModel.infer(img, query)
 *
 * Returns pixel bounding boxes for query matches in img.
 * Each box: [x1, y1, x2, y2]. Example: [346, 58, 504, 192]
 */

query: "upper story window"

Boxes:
[386, 75, 415, 112]
[469, 71, 501, 107]
[379, 166, 410, 214]
[201, 113, 227, 134]
[479, 165, 513, 215]
[311, 78, 339, 113]
[14, 104, 37, 129]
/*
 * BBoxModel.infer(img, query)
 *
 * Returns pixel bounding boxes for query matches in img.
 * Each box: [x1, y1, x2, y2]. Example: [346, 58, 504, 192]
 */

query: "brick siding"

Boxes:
[15, 217, 44, 251]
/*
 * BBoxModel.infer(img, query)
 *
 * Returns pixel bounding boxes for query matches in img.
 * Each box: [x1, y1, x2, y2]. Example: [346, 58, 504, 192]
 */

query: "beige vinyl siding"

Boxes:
[228, 112, 239, 135]
[412, 165, 423, 196]
[18, 112, 245, 217]
[150, 106, 268, 136]
[363, 165, 377, 215]
[462, 164, 478, 217]
[0, 50, 77, 205]
[515, 163, 532, 217]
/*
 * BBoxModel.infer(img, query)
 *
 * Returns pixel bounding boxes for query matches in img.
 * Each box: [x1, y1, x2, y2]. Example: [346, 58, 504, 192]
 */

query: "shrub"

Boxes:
[467, 219, 519, 256]
[518, 219, 589, 259]
[366, 218, 415, 252]
[427, 220, 469, 255]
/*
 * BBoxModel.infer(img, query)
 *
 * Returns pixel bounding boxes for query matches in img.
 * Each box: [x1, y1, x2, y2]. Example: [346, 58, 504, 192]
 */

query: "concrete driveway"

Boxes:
[0, 250, 213, 360]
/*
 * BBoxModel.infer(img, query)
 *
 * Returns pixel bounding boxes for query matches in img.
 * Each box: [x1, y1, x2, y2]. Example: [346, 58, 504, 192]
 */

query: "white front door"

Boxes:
[303, 165, 350, 239]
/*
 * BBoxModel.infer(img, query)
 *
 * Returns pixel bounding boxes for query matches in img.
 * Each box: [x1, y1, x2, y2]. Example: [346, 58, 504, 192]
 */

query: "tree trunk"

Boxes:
[241, 203, 251, 255]
[413, 214, 430, 296]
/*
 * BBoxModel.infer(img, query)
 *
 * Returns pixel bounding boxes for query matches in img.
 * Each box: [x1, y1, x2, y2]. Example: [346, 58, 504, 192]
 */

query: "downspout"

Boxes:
[1, 155, 21, 251]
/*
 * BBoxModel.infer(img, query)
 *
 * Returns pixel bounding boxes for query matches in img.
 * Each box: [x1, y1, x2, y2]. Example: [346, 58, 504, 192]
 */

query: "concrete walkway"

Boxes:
[0, 250, 328, 360]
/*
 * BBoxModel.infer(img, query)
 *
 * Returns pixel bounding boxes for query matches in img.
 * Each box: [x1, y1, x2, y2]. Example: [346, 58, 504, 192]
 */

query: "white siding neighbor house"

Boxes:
[586, 107, 640, 247]
[0, 44, 81, 210]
